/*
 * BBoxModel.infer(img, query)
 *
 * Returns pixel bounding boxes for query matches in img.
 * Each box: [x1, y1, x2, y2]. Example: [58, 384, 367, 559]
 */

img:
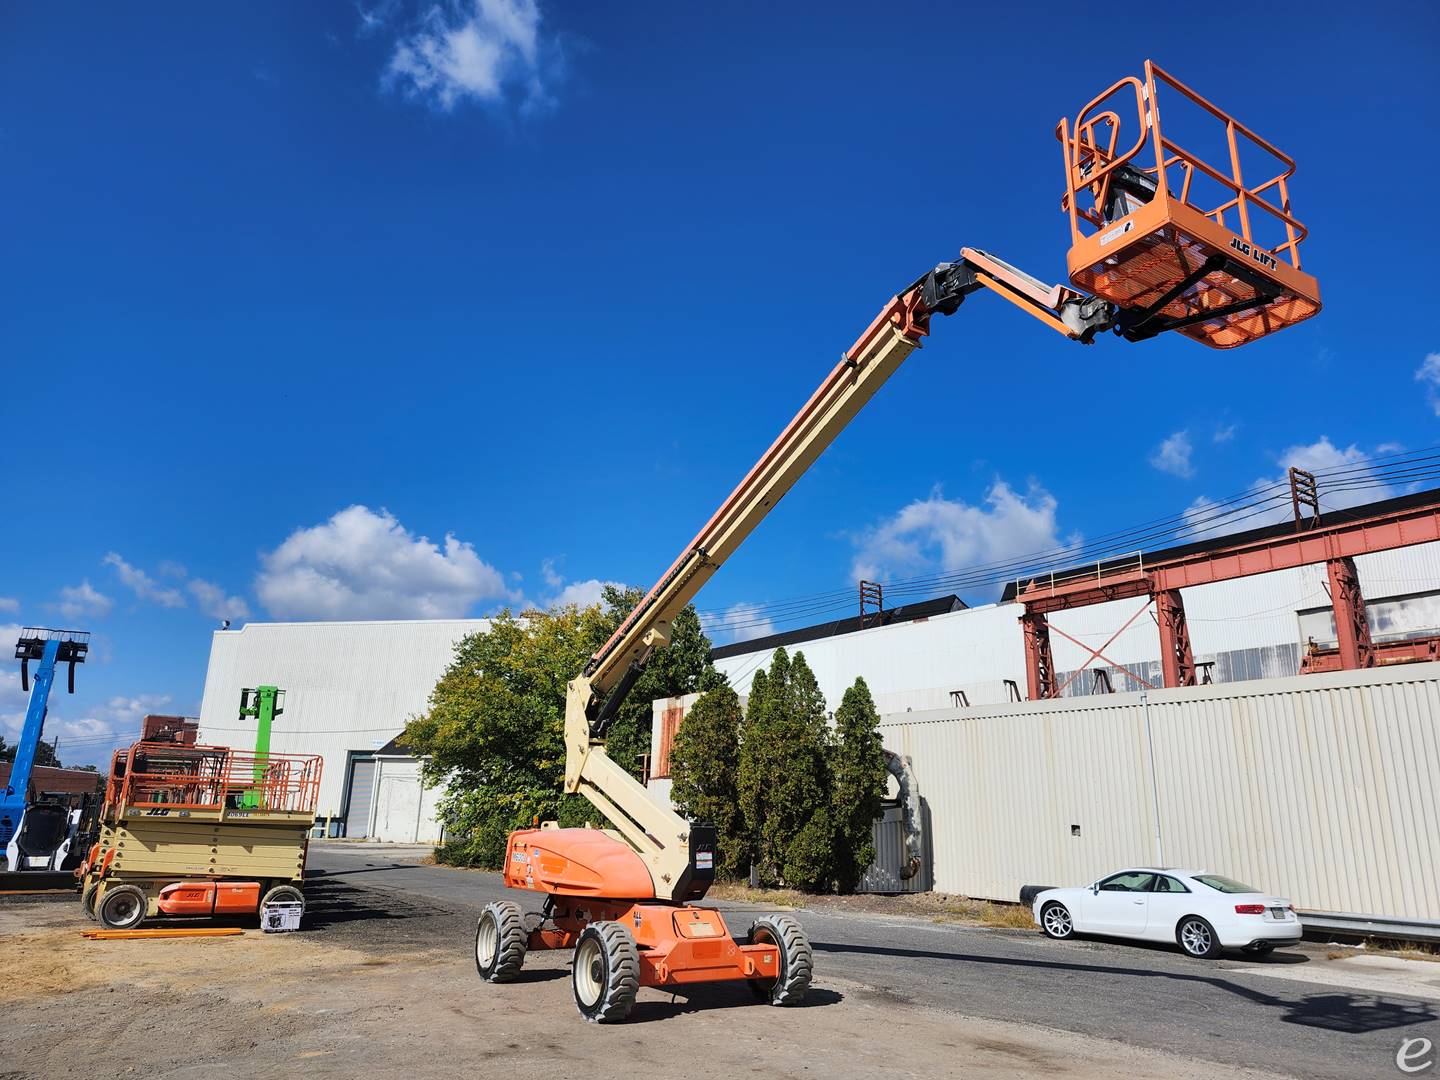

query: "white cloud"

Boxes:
[701, 602, 778, 645]
[0, 597, 17, 613]
[1414, 352, 1440, 415]
[540, 557, 564, 589]
[104, 553, 186, 608]
[546, 579, 620, 611]
[1150, 430, 1195, 478]
[851, 481, 1070, 600]
[187, 579, 251, 623]
[56, 580, 114, 621]
[256, 505, 513, 620]
[386, 0, 555, 113]
[1185, 436, 1395, 539]
[0, 624, 25, 740]
[1213, 422, 1238, 444]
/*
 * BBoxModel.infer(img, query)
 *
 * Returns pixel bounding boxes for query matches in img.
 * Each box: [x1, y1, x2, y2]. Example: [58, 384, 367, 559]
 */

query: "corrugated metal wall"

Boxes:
[196, 619, 486, 818]
[878, 663, 1440, 921]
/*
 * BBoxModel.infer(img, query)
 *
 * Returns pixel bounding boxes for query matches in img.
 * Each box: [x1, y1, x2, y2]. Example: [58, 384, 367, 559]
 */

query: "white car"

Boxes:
[1031, 868, 1303, 958]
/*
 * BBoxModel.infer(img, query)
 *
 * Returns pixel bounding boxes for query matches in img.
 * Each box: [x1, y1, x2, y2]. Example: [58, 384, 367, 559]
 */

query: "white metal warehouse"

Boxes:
[196, 618, 485, 840]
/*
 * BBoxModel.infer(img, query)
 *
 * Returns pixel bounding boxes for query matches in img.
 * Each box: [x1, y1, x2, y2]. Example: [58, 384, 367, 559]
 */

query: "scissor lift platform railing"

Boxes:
[102, 741, 321, 825]
[1059, 60, 1321, 348]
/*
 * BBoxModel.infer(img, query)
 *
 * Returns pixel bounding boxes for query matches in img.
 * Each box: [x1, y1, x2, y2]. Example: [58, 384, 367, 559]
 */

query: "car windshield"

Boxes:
[1193, 874, 1260, 894]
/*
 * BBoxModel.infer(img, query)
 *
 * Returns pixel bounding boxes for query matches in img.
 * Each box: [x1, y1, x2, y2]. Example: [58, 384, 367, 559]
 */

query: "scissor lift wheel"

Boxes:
[98, 884, 148, 930]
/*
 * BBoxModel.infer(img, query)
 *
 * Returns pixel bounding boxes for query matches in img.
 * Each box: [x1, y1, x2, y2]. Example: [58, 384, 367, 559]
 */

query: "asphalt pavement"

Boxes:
[307, 842, 1439, 1079]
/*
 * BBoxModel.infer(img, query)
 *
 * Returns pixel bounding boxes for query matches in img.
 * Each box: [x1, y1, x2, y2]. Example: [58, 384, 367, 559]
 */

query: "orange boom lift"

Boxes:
[472, 61, 1320, 1022]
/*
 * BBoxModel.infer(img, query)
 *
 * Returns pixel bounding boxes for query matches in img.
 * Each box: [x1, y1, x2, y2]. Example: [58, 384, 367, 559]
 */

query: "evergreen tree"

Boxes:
[830, 676, 887, 892]
[667, 683, 746, 877]
[736, 648, 837, 891]
[736, 664, 769, 878]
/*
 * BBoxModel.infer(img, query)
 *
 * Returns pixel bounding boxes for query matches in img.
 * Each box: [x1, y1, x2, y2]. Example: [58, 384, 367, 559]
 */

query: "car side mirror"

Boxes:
[1091, 884, 1099, 895]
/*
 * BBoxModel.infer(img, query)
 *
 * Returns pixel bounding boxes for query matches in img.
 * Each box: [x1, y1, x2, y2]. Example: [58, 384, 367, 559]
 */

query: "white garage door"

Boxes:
[375, 775, 422, 843]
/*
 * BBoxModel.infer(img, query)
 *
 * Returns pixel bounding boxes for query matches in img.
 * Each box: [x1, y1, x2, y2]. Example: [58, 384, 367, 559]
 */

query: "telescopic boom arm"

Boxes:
[562, 248, 1115, 902]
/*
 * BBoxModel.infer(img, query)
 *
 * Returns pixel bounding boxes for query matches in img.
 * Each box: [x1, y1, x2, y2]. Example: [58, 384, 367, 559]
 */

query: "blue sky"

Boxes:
[2, 2, 1437, 766]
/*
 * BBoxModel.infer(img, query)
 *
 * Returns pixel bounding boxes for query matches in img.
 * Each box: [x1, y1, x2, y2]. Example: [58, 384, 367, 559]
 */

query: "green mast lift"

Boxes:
[237, 686, 284, 809]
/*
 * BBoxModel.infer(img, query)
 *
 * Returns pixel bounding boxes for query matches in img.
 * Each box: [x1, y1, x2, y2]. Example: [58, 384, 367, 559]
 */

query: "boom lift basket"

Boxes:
[1059, 61, 1320, 348]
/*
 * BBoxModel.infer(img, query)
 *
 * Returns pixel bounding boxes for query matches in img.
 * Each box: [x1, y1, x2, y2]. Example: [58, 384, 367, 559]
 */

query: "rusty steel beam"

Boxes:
[1148, 504, 1440, 592]
[1156, 589, 1197, 688]
[1018, 499, 1440, 615]
[1020, 611, 1058, 700]
[1302, 636, 1440, 673]
[1326, 556, 1374, 670]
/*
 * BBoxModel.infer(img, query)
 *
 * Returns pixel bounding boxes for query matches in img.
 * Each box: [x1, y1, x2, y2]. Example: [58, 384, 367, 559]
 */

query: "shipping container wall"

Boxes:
[878, 663, 1440, 921]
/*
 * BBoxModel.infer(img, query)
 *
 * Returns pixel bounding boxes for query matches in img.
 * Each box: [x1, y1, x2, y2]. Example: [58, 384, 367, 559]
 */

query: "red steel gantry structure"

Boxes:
[1012, 488, 1440, 700]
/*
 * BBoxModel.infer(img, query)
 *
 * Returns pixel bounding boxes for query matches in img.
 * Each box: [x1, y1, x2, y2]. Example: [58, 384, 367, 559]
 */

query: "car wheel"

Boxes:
[1177, 916, 1223, 959]
[1040, 901, 1074, 940]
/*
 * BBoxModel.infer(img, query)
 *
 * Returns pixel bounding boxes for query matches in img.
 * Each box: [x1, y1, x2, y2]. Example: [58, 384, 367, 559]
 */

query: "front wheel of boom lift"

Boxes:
[746, 914, 813, 1006]
[97, 884, 148, 930]
[571, 921, 640, 1023]
[475, 901, 527, 983]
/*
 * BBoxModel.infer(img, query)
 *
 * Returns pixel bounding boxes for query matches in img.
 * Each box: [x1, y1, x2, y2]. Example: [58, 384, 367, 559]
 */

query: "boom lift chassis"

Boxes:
[473, 60, 1320, 1022]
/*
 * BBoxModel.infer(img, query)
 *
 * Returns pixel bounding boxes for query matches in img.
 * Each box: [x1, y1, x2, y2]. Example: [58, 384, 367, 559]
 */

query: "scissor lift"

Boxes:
[1059, 60, 1320, 348]
[77, 741, 321, 930]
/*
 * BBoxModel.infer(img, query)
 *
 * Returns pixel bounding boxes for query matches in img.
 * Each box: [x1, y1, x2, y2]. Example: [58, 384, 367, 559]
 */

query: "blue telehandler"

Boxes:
[2, 627, 91, 888]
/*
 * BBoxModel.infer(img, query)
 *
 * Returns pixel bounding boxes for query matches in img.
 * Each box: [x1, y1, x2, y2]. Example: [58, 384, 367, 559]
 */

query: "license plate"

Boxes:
[1268, 906, 1287, 919]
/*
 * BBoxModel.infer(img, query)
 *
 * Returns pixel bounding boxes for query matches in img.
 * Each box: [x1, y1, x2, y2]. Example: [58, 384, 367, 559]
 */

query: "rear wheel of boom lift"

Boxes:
[97, 884, 148, 930]
[475, 900, 527, 983]
[746, 913, 812, 1006]
[572, 921, 640, 1023]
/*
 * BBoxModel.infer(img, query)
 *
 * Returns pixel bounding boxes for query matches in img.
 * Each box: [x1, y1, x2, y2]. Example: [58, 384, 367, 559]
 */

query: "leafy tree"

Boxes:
[1, 737, 61, 768]
[403, 585, 719, 868]
[667, 683, 746, 878]
[830, 677, 887, 892]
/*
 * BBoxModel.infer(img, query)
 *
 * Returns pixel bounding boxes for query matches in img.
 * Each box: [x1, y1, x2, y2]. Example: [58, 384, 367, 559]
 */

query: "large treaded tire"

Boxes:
[746, 913, 812, 1006]
[475, 900, 527, 983]
[572, 921, 640, 1023]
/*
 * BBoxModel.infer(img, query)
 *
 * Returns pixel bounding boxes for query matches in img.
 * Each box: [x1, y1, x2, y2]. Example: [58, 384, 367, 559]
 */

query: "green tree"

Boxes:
[667, 683, 746, 877]
[1, 737, 61, 768]
[830, 676, 887, 892]
[403, 586, 719, 868]
[736, 648, 835, 891]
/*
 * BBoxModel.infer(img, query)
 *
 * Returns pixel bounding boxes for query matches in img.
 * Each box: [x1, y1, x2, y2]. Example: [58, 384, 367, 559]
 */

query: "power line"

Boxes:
[698, 446, 1440, 634]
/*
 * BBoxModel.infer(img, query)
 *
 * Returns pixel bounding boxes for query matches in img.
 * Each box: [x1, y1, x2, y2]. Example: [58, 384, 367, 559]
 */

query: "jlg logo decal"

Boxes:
[1230, 236, 1278, 272]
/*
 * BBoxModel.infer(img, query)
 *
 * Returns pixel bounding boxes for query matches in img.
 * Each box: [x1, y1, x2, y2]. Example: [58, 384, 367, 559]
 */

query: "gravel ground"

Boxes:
[2, 873, 1299, 1080]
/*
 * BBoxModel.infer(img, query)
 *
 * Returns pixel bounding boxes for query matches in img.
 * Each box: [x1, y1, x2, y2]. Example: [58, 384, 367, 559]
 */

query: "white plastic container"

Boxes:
[261, 900, 303, 933]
